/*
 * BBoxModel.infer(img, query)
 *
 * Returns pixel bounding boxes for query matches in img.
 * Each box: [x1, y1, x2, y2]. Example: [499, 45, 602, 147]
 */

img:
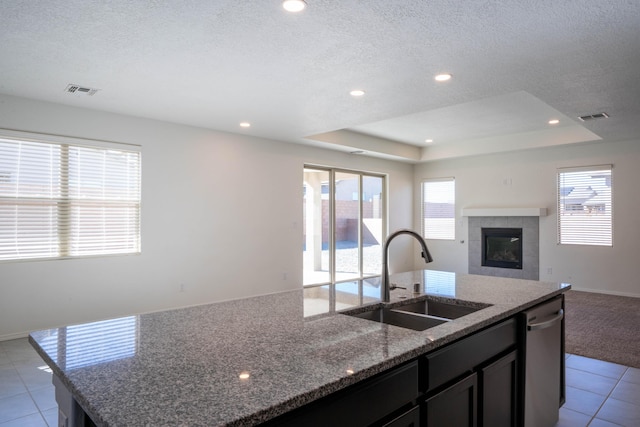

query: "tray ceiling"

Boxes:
[0, 1, 638, 162]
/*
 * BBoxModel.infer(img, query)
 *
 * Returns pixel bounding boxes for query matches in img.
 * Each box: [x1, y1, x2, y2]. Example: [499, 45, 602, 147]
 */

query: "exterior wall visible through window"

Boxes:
[303, 166, 386, 288]
[422, 178, 455, 240]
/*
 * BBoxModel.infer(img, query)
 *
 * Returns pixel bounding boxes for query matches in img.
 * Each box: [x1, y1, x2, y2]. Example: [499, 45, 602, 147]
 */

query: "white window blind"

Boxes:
[557, 165, 612, 246]
[422, 178, 455, 240]
[0, 136, 141, 261]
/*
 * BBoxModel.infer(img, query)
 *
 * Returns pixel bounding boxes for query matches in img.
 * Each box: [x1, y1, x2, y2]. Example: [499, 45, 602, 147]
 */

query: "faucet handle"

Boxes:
[389, 283, 406, 290]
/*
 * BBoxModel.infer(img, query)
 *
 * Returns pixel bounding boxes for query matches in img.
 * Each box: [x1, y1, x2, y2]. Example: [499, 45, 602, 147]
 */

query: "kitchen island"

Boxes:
[29, 270, 570, 426]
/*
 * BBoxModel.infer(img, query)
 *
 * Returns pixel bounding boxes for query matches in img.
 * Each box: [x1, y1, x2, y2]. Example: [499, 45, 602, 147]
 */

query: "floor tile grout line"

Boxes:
[562, 366, 630, 424]
[589, 368, 630, 426]
[559, 406, 595, 426]
[573, 355, 630, 371]
[565, 381, 615, 398]
[563, 385, 607, 418]
[0, 354, 47, 425]
[566, 365, 628, 384]
[586, 415, 625, 427]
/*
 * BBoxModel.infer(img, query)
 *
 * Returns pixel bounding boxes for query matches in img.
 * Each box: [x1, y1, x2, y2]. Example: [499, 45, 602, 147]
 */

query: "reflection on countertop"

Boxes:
[303, 270, 459, 318]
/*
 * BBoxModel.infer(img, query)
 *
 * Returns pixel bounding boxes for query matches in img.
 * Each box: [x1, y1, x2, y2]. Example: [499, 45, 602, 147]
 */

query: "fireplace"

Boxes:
[468, 216, 539, 280]
[481, 228, 523, 269]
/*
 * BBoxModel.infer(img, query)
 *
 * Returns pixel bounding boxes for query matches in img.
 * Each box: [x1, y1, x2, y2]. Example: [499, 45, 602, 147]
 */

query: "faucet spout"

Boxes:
[381, 229, 433, 303]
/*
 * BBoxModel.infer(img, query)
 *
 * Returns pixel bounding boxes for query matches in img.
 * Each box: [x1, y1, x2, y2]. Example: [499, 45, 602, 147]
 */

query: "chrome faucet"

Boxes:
[382, 229, 433, 302]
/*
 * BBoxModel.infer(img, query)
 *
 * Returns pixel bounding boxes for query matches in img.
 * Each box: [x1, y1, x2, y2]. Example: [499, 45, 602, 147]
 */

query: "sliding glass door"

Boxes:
[303, 166, 385, 286]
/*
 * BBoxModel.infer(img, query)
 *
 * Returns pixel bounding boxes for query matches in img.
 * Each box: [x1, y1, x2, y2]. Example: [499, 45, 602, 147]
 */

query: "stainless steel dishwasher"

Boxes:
[522, 295, 565, 427]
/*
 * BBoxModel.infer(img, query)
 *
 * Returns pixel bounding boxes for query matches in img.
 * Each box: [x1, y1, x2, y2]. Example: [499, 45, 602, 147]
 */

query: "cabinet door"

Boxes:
[425, 373, 478, 427]
[382, 405, 420, 427]
[479, 351, 518, 427]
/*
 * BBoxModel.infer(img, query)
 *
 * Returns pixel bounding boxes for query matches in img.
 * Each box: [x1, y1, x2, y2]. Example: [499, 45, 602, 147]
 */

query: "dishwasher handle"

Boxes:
[527, 309, 564, 331]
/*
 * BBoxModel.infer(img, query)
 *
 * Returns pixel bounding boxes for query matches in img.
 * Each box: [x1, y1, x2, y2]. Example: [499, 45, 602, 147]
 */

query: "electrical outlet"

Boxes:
[547, 268, 553, 275]
[179, 283, 186, 292]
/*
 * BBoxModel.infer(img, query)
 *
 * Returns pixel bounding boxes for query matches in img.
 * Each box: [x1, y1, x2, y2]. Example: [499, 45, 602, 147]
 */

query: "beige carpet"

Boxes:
[564, 290, 640, 369]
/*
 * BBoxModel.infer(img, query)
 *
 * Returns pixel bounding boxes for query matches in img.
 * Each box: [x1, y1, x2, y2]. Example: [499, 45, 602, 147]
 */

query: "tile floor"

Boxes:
[558, 354, 640, 426]
[1, 338, 639, 426]
[0, 339, 57, 427]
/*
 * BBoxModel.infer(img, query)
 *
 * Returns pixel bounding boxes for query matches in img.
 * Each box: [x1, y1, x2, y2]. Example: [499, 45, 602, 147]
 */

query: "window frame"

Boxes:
[421, 177, 456, 241]
[0, 129, 142, 262]
[557, 165, 612, 247]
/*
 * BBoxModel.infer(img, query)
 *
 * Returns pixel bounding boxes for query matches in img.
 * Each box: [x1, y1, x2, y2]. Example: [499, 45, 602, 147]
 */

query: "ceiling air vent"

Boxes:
[64, 84, 99, 96]
[578, 112, 609, 121]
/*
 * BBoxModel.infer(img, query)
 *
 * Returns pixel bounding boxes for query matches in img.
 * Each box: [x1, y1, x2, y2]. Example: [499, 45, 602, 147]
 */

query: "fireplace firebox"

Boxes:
[482, 228, 523, 269]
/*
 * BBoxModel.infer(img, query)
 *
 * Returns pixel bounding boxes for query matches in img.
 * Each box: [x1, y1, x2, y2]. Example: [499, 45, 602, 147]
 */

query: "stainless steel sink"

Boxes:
[394, 299, 490, 319]
[344, 298, 492, 331]
[347, 308, 448, 331]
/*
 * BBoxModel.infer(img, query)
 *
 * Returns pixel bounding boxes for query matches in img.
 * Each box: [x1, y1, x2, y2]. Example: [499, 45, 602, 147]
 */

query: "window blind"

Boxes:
[557, 165, 612, 246]
[422, 178, 455, 240]
[0, 136, 141, 261]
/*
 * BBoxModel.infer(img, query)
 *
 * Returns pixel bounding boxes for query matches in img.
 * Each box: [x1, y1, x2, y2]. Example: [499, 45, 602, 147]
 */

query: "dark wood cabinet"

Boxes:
[422, 319, 518, 427]
[425, 373, 478, 427]
[479, 350, 518, 427]
[382, 405, 420, 427]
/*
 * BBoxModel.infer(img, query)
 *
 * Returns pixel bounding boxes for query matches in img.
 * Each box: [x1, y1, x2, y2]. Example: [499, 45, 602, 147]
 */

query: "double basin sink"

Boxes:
[345, 298, 491, 331]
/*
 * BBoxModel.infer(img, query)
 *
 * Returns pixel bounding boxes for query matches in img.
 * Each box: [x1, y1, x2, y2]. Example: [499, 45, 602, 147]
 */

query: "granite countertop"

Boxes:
[29, 270, 570, 426]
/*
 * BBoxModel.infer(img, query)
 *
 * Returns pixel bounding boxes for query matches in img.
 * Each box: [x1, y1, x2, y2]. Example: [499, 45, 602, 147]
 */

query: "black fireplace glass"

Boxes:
[481, 228, 523, 269]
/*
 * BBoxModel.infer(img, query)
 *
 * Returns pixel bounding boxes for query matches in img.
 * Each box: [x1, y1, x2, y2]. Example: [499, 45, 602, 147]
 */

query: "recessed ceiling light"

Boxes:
[282, 0, 307, 13]
[548, 119, 560, 125]
[240, 122, 251, 128]
[239, 371, 250, 380]
[350, 89, 365, 97]
[425, 139, 434, 143]
[434, 73, 452, 82]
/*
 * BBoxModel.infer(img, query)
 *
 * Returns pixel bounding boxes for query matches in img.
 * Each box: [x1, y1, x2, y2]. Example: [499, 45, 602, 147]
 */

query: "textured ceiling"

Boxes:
[0, 0, 639, 162]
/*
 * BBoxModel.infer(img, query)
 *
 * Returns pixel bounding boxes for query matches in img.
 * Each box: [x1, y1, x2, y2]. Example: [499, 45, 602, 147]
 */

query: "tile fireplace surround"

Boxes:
[468, 216, 539, 280]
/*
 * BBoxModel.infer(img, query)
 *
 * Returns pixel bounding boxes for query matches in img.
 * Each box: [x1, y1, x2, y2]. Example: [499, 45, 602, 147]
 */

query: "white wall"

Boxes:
[414, 140, 640, 297]
[0, 94, 414, 340]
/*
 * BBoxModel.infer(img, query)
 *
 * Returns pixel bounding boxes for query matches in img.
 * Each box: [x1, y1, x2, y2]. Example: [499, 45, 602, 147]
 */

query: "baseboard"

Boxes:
[0, 331, 29, 342]
[569, 286, 640, 298]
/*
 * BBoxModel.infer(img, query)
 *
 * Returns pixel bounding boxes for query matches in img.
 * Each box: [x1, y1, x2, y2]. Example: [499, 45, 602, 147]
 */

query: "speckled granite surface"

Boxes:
[29, 270, 570, 426]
